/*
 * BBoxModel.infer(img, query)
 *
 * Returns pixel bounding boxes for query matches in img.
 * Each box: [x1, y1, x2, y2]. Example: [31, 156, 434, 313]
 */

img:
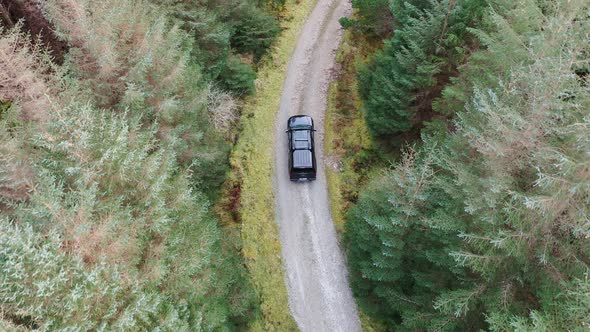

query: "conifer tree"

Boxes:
[340, 0, 394, 38]
[0, 8, 258, 328]
[357, 0, 486, 137]
[1, 222, 189, 330]
[41, 0, 233, 192]
[346, 148, 476, 330]
[347, 1, 590, 330]
[1, 102, 257, 330]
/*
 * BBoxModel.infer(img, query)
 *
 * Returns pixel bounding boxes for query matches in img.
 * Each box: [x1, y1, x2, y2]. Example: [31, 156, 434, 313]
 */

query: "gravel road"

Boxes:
[272, 0, 360, 331]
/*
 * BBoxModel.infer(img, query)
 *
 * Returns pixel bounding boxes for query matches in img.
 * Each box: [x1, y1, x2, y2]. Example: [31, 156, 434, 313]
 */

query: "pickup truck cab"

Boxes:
[287, 115, 317, 181]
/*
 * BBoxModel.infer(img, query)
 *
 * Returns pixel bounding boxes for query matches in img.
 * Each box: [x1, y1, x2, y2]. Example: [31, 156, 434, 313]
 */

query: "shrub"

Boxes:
[217, 55, 257, 96]
[227, 2, 280, 61]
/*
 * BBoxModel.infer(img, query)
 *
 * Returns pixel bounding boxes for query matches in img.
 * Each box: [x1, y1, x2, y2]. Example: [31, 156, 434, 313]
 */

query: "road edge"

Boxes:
[323, 29, 388, 332]
[228, 0, 319, 330]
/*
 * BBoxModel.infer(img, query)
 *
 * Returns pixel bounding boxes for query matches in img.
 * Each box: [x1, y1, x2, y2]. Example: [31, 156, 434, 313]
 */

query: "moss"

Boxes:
[227, 0, 318, 330]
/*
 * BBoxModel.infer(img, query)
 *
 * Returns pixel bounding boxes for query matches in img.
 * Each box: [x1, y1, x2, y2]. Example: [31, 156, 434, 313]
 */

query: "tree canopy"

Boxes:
[345, 0, 590, 330]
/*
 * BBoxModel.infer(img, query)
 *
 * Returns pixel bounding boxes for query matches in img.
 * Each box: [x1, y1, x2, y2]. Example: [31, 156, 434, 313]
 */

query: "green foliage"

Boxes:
[0, 104, 257, 330]
[226, 2, 281, 61]
[357, 0, 486, 137]
[1, 222, 186, 330]
[1, 0, 262, 329]
[347, 1, 590, 330]
[153, 0, 280, 92]
[346, 149, 472, 330]
[0, 100, 10, 117]
[260, 0, 287, 12]
[341, 0, 393, 39]
[43, 0, 241, 194]
[218, 55, 257, 95]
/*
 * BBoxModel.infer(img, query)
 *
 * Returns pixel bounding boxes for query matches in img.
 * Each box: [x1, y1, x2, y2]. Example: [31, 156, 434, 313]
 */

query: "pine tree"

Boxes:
[0, 221, 188, 330]
[1, 102, 257, 330]
[346, 148, 475, 330]
[340, 0, 394, 39]
[152, 0, 279, 89]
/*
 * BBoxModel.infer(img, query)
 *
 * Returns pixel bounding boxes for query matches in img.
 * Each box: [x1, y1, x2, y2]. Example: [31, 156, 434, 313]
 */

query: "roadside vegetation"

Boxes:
[337, 0, 590, 330]
[0, 0, 290, 329]
[325, 29, 379, 234]
[221, 0, 318, 329]
[324, 26, 390, 332]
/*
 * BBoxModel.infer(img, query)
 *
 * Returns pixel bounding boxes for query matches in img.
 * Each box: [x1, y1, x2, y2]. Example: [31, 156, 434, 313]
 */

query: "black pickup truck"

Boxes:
[286, 115, 317, 181]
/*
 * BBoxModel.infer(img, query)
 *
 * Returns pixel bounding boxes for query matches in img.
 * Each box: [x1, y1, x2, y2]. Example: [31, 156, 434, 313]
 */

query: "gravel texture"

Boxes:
[272, 0, 360, 331]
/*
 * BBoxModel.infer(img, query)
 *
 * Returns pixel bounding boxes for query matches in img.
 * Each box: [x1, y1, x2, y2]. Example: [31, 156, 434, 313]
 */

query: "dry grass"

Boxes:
[324, 30, 374, 233]
[325, 83, 346, 232]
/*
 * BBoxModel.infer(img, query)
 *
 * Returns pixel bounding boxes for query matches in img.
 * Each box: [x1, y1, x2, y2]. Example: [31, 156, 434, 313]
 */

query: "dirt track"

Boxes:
[272, 0, 359, 331]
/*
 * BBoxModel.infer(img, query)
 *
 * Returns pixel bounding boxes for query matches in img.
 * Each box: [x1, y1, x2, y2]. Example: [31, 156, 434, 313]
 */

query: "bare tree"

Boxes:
[207, 84, 240, 137]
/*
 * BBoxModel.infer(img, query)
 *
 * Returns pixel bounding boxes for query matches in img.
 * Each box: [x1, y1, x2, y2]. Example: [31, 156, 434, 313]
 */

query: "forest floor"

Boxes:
[272, 0, 360, 330]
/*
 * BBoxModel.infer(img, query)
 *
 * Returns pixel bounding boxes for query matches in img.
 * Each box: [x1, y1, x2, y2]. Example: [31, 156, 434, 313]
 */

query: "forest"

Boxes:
[339, 0, 590, 330]
[0, 0, 283, 330]
[1, 0, 588, 331]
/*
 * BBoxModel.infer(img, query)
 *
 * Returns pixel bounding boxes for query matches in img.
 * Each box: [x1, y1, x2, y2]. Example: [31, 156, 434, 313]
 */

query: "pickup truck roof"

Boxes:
[287, 115, 316, 180]
[291, 130, 312, 150]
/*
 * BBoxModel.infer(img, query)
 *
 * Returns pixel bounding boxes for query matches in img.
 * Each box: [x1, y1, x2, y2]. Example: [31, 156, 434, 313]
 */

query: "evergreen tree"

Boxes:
[217, 55, 257, 95]
[152, 0, 280, 91]
[42, 0, 234, 193]
[1, 222, 189, 330]
[340, 0, 394, 39]
[1, 103, 257, 330]
[346, 148, 476, 330]
[347, 1, 590, 330]
[357, 0, 486, 137]
[0, 2, 260, 328]
[225, 1, 280, 61]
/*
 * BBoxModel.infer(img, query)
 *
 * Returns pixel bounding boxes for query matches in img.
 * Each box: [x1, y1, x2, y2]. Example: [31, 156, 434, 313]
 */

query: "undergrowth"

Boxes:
[324, 29, 386, 332]
[325, 29, 377, 233]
